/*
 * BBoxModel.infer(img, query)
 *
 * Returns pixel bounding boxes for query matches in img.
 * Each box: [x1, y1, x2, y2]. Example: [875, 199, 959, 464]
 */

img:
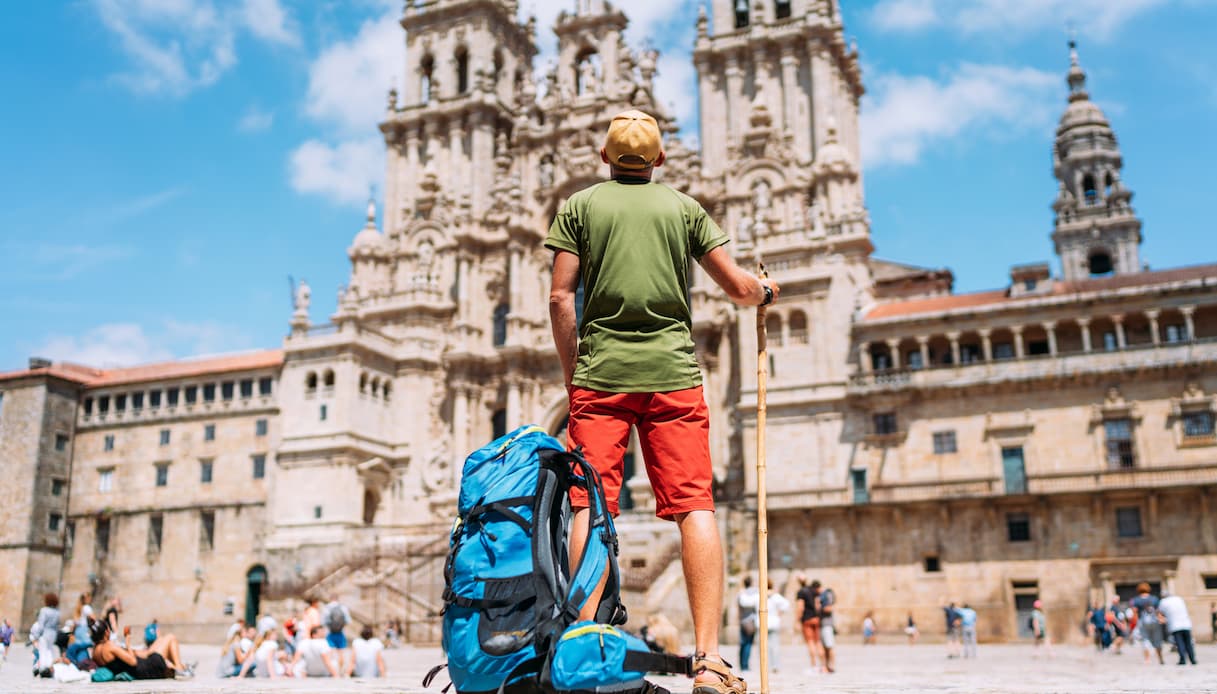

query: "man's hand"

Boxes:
[698, 246, 780, 307]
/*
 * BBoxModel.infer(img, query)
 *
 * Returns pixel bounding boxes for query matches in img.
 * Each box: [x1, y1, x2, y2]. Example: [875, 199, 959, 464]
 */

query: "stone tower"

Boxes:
[1052, 40, 1142, 281]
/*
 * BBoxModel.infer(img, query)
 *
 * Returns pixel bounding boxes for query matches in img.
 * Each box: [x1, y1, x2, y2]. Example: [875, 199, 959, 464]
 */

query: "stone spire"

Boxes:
[1051, 39, 1142, 281]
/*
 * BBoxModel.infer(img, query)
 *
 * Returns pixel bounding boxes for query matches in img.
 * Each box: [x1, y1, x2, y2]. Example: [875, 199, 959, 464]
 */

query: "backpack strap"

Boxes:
[623, 651, 694, 677]
[494, 655, 546, 694]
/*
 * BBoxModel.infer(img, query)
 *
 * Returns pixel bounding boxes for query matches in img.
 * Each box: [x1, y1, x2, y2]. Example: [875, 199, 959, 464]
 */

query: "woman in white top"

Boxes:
[217, 625, 255, 678]
[239, 627, 286, 678]
[764, 581, 791, 674]
[350, 626, 386, 677]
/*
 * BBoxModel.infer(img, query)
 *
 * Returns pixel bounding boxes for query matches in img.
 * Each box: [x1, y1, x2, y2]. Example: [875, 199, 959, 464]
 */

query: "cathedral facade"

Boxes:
[2, 0, 1215, 644]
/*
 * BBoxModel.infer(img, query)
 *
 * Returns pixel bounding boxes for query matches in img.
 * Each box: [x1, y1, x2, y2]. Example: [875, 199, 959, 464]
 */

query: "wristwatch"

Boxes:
[760, 284, 774, 306]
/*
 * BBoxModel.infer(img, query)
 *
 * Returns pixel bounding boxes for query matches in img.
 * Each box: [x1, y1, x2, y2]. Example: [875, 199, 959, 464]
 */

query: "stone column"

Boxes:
[424, 118, 444, 173]
[448, 117, 465, 192]
[1011, 326, 1025, 359]
[470, 111, 494, 215]
[724, 53, 745, 144]
[1078, 317, 1093, 353]
[885, 338, 901, 369]
[452, 383, 469, 470]
[916, 336, 930, 370]
[1180, 305, 1196, 341]
[1043, 321, 1058, 356]
[1145, 309, 1161, 346]
[507, 243, 522, 312]
[859, 343, 872, 373]
[947, 331, 961, 366]
[780, 47, 798, 136]
[1112, 314, 1126, 349]
[457, 253, 472, 321]
[506, 379, 522, 430]
[978, 329, 993, 362]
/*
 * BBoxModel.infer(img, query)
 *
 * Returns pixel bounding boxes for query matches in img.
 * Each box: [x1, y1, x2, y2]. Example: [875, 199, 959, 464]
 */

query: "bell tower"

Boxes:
[1052, 40, 1142, 281]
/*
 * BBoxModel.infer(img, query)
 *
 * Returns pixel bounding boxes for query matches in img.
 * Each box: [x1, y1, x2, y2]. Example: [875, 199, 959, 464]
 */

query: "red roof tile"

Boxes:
[0, 350, 284, 387]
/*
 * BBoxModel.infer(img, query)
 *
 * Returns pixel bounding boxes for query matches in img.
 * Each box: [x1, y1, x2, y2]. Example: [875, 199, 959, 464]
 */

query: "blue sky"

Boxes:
[1, 0, 1215, 369]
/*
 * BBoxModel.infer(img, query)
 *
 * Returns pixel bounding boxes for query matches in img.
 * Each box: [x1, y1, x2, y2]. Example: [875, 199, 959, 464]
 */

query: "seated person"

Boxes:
[90, 619, 192, 679]
[350, 626, 386, 678]
[217, 624, 256, 678]
[239, 627, 289, 678]
[292, 625, 340, 677]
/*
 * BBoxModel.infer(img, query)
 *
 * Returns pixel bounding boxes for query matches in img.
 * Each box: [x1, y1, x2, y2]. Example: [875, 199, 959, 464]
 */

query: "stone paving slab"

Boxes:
[2, 641, 1214, 693]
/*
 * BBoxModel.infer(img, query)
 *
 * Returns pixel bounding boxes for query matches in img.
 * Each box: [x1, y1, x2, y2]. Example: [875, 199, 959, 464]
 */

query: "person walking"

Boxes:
[957, 604, 977, 658]
[764, 581, 790, 674]
[1210, 602, 1216, 643]
[819, 585, 837, 673]
[1130, 583, 1164, 665]
[904, 612, 918, 645]
[31, 593, 61, 674]
[736, 576, 759, 672]
[0, 617, 13, 661]
[546, 109, 778, 694]
[1159, 591, 1197, 665]
[794, 578, 823, 672]
[942, 602, 961, 658]
[862, 612, 876, 645]
[1031, 599, 1052, 657]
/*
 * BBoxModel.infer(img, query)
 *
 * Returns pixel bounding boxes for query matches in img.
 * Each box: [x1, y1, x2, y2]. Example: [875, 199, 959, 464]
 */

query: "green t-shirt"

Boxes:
[545, 178, 729, 393]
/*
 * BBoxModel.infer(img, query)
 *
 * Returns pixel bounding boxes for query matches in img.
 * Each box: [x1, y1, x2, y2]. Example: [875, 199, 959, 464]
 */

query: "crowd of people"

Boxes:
[1085, 585, 1200, 666]
[736, 575, 838, 676]
[217, 595, 386, 679]
[21, 592, 193, 682]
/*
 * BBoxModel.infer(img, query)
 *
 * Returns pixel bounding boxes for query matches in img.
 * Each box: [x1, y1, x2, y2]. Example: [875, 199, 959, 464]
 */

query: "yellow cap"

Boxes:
[604, 110, 662, 170]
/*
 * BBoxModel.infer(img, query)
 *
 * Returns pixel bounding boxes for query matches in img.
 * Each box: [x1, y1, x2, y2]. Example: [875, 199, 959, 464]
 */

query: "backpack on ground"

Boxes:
[425, 425, 690, 694]
[326, 605, 347, 633]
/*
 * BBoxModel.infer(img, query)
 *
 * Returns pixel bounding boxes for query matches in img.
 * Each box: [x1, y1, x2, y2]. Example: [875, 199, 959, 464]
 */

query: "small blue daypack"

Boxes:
[424, 425, 690, 694]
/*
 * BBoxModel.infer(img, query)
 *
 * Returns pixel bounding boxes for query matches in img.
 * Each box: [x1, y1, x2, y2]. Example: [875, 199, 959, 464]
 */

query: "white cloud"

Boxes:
[861, 63, 1058, 168]
[91, 0, 297, 96]
[34, 320, 254, 368]
[303, 13, 401, 134]
[238, 106, 274, 132]
[868, 0, 1169, 37]
[289, 137, 383, 205]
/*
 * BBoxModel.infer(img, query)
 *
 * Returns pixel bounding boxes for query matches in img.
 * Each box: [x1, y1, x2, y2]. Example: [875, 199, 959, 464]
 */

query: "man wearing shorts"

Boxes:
[547, 109, 778, 694]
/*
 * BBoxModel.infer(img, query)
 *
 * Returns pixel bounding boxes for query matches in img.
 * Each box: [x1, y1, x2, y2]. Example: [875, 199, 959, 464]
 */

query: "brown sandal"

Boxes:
[691, 653, 747, 694]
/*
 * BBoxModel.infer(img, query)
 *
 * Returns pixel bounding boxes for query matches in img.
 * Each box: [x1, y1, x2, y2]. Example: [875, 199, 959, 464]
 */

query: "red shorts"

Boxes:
[567, 385, 715, 520]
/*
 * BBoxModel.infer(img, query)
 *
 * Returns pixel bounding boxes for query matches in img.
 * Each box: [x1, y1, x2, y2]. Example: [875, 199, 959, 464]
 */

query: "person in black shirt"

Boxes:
[794, 577, 823, 673]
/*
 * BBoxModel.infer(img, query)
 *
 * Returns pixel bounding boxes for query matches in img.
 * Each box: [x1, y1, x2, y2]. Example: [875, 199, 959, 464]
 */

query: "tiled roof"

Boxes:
[0, 350, 284, 387]
[864, 262, 1217, 321]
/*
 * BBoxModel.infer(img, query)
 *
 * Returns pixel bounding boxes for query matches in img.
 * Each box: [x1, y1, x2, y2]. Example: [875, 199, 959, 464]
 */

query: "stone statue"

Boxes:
[737, 213, 754, 246]
[294, 279, 311, 314]
[578, 59, 598, 95]
[752, 179, 772, 212]
[806, 197, 826, 238]
[539, 156, 555, 189]
[415, 241, 435, 289]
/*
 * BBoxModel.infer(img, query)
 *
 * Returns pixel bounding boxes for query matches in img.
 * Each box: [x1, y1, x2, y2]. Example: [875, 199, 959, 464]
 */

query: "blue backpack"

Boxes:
[424, 425, 690, 694]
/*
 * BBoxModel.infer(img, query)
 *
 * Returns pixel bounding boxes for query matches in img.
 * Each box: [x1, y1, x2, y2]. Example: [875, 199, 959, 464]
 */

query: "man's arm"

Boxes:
[549, 250, 581, 386]
[697, 246, 779, 306]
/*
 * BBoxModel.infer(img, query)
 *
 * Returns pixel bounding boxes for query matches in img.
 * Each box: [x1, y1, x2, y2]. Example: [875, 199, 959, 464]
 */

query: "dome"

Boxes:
[350, 200, 383, 254]
[1058, 98, 1110, 131]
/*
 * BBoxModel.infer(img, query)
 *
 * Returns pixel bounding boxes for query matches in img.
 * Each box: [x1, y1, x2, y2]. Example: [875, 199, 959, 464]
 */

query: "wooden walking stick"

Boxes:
[755, 263, 771, 694]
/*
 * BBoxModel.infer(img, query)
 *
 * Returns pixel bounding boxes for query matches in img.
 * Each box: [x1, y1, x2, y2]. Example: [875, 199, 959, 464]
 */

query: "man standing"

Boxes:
[943, 602, 961, 658]
[1159, 591, 1197, 665]
[547, 109, 778, 694]
[794, 578, 823, 673]
[818, 585, 837, 673]
[957, 604, 978, 658]
[736, 576, 759, 672]
[322, 595, 351, 674]
[1130, 583, 1164, 665]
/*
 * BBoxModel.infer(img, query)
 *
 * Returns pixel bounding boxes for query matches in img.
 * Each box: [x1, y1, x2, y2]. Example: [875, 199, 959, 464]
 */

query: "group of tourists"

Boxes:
[735, 576, 838, 676]
[25, 592, 192, 682]
[943, 602, 982, 658]
[217, 595, 385, 679]
[1086, 585, 1199, 665]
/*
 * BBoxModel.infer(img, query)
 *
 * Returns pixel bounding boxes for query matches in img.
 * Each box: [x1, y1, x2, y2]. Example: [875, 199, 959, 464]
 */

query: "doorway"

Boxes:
[1012, 580, 1039, 639]
[245, 565, 267, 625]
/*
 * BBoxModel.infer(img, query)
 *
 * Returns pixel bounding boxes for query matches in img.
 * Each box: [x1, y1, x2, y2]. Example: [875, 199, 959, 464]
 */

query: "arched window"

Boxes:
[455, 47, 470, 94]
[735, 0, 750, 28]
[493, 303, 510, 347]
[575, 48, 600, 96]
[359, 372, 368, 394]
[1104, 172, 1114, 196]
[420, 54, 434, 104]
[362, 488, 379, 525]
[370, 377, 380, 398]
[765, 313, 783, 348]
[1082, 173, 1097, 204]
[323, 369, 335, 388]
[382, 382, 392, 402]
[1088, 250, 1114, 277]
[305, 372, 318, 392]
[789, 310, 808, 344]
[776, 0, 792, 19]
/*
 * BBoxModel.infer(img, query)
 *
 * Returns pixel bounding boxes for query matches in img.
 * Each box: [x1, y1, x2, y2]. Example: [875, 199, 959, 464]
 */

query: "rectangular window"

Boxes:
[98, 468, 114, 493]
[871, 353, 891, 371]
[1104, 419, 1136, 468]
[240, 379, 254, 398]
[185, 385, 197, 404]
[932, 431, 957, 454]
[1102, 331, 1118, 351]
[960, 344, 981, 364]
[104, 434, 115, 451]
[1006, 513, 1031, 542]
[149, 390, 161, 408]
[95, 517, 110, 558]
[200, 459, 213, 484]
[148, 513, 163, 554]
[51, 478, 65, 496]
[1165, 324, 1186, 343]
[203, 383, 216, 402]
[1116, 506, 1143, 538]
[114, 393, 126, 412]
[252, 454, 266, 479]
[48, 512, 62, 532]
[1002, 446, 1027, 494]
[320, 404, 328, 421]
[259, 377, 273, 396]
[313, 505, 323, 519]
[924, 556, 941, 572]
[132, 391, 144, 410]
[1203, 575, 1217, 591]
[64, 520, 75, 558]
[98, 395, 110, 413]
[255, 418, 268, 437]
[872, 412, 898, 435]
[1183, 411, 1215, 438]
[55, 433, 69, 451]
[1028, 340, 1050, 356]
[83, 397, 93, 416]
[851, 468, 869, 504]
[907, 351, 924, 369]
[167, 387, 180, 406]
[155, 462, 169, 487]
[204, 423, 216, 441]
[200, 510, 215, 551]
[221, 381, 234, 400]
[159, 429, 170, 446]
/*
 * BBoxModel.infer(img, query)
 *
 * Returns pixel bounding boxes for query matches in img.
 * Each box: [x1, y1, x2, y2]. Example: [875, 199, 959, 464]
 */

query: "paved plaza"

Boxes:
[2, 640, 1213, 693]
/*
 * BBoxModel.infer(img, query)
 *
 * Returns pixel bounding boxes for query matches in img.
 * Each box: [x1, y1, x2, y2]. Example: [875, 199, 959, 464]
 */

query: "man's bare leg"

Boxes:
[569, 508, 609, 621]
[675, 510, 727, 685]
